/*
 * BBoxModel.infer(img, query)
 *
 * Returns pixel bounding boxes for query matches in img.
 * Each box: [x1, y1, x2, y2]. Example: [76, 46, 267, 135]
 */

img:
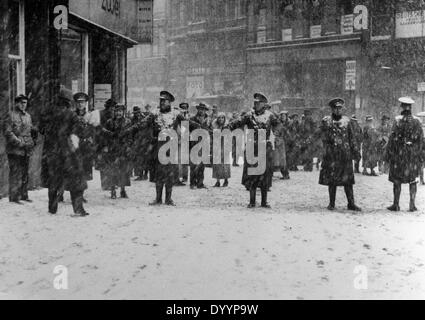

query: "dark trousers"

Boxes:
[48, 187, 84, 214]
[8, 154, 30, 202]
[190, 163, 205, 187]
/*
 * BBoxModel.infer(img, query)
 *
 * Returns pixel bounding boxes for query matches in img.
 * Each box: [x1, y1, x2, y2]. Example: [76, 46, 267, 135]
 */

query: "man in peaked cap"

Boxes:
[385, 97, 423, 212]
[176, 102, 191, 185]
[145, 90, 185, 206]
[188, 102, 211, 189]
[4, 94, 37, 204]
[227, 92, 279, 208]
[319, 97, 362, 212]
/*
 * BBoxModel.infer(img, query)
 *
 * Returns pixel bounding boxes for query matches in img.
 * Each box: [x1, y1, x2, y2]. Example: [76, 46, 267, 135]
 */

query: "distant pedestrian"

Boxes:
[362, 116, 379, 176]
[211, 112, 231, 187]
[350, 115, 363, 174]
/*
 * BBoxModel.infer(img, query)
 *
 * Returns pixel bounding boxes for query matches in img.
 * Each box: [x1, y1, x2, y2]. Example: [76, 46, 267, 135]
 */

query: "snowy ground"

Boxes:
[0, 167, 425, 300]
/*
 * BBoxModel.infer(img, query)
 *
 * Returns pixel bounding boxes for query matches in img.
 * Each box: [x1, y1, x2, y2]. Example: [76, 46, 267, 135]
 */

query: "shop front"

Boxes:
[1, 0, 141, 196]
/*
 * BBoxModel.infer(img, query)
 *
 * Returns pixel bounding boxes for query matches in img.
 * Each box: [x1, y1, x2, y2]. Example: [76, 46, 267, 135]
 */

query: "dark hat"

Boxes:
[160, 91, 175, 102]
[179, 102, 189, 110]
[114, 104, 126, 111]
[15, 94, 28, 103]
[290, 114, 299, 119]
[351, 114, 358, 121]
[105, 99, 117, 109]
[73, 92, 89, 102]
[365, 115, 374, 122]
[58, 87, 73, 102]
[304, 109, 312, 116]
[197, 102, 209, 110]
[133, 106, 141, 113]
[381, 114, 391, 121]
[328, 98, 345, 108]
[254, 93, 268, 103]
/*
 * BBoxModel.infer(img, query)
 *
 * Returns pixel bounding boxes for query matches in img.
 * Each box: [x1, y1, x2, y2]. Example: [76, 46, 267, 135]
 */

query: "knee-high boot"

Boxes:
[328, 186, 337, 210]
[345, 185, 361, 211]
[261, 187, 270, 208]
[409, 183, 418, 212]
[150, 184, 163, 205]
[388, 183, 401, 211]
[248, 187, 256, 208]
[165, 184, 175, 206]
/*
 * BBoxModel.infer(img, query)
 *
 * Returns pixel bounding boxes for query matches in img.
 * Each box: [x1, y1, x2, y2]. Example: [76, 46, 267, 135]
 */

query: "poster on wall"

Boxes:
[94, 84, 112, 110]
[257, 30, 266, 44]
[396, 10, 425, 39]
[345, 60, 356, 91]
[310, 25, 322, 38]
[282, 28, 293, 41]
[186, 76, 204, 99]
[341, 14, 354, 35]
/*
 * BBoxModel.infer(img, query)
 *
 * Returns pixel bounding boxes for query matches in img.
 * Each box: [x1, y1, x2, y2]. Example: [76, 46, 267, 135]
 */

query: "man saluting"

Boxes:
[319, 98, 362, 212]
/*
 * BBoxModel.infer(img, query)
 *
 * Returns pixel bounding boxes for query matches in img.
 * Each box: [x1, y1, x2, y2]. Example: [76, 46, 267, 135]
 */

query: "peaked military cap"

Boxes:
[398, 97, 415, 105]
[197, 102, 209, 110]
[73, 92, 89, 102]
[365, 115, 374, 122]
[15, 94, 28, 103]
[328, 98, 345, 108]
[254, 93, 268, 103]
[133, 106, 141, 113]
[179, 102, 189, 110]
[160, 91, 175, 102]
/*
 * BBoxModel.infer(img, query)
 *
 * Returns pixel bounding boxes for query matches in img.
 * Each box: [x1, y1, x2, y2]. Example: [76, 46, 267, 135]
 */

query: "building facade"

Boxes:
[1, 0, 141, 196]
[166, 0, 248, 109]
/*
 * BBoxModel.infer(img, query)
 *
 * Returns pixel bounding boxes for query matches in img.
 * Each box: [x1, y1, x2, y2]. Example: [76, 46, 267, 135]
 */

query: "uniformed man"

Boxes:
[362, 116, 379, 176]
[350, 115, 363, 174]
[273, 111, 289, 180]
[319, 98, 361, 212]
[228, 93, 278, 208]
[385, 97, 424, 212]
[287, 114, 301, 171]
[4, 94, 38, 204]
[176, 102, 191, 185]
[40, 89, 89, 216]
[189, 102, 211, 189]
[148, 91, 183, 206]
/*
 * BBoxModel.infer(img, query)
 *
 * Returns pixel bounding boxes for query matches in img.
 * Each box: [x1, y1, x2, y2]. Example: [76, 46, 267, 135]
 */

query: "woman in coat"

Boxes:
[98, 104, 133, 199]
[211, 113, 231, 187]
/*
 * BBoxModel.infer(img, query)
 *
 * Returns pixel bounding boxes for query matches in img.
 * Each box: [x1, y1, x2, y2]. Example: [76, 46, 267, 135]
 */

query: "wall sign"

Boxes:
[396, 10, 425, 39]
[101, 0, 120, 17]
[345, 60, 356, 91]
[186, 76, 204, 99]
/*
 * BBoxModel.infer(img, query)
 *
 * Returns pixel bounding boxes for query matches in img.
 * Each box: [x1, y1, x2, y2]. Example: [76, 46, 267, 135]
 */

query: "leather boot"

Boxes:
[261, 187, 271, 208]
[328, 186, 336, 210]
[165, 185, 175, 206]
[345, 185, 361, 212]
[150, 184, 163, 205]
[248, 187, 256, 208]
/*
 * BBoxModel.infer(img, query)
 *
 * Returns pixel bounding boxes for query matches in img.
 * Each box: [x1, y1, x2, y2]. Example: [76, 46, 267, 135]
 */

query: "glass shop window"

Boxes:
[59, 28, 88, 95]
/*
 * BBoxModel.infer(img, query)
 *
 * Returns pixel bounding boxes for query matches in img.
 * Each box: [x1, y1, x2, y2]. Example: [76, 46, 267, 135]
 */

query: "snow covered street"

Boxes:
[1, 167, 425, 300]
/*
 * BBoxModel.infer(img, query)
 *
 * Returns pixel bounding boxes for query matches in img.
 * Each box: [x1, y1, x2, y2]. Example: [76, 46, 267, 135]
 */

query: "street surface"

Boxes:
[1, 167, 425, 299]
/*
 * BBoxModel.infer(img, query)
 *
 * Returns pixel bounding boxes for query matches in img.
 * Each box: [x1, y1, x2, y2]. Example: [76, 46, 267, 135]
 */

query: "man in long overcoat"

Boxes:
[385, 97, 424, 212]
[362, 116, 380, 176]
[319, 98, 362, 212]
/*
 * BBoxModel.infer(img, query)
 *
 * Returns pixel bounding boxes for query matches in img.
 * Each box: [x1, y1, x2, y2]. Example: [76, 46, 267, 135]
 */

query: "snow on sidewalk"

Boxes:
[0, 168, 424, 299]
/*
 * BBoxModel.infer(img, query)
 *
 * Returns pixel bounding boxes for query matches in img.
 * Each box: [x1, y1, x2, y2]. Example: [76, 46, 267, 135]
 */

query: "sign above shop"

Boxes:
[418, 82, 425, 92]
[69, 0, 153, 43]
[396, 10, 425, 39]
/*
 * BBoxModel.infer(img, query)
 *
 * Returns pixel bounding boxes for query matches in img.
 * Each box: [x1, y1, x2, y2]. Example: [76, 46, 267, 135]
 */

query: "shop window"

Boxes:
[371, 0, 394, 39]
[8, 0, 25, 110]
[59, 28, 88, 95]
[292, 0, 310, 39]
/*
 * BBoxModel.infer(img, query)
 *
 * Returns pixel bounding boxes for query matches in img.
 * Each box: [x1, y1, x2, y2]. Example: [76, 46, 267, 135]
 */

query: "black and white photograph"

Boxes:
[1, 0, 425, 303]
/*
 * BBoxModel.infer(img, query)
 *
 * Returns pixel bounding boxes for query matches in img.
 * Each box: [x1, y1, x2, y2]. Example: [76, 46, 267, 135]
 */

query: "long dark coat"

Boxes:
[385, 114, 424, 184]
[211, 119, 231, 180]
[131, 114, 155, 175]
[40, 104, 87, 192]
[272, 120, 288, 171]
[319, 115, 360, 186]
[98, 117, 133, 190]
[228, 110, 278, 190]
[362, 126, 380, 168]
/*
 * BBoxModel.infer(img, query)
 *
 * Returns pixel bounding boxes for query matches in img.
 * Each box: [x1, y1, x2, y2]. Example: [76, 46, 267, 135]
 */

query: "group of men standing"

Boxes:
[2, 87, 424, 214]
